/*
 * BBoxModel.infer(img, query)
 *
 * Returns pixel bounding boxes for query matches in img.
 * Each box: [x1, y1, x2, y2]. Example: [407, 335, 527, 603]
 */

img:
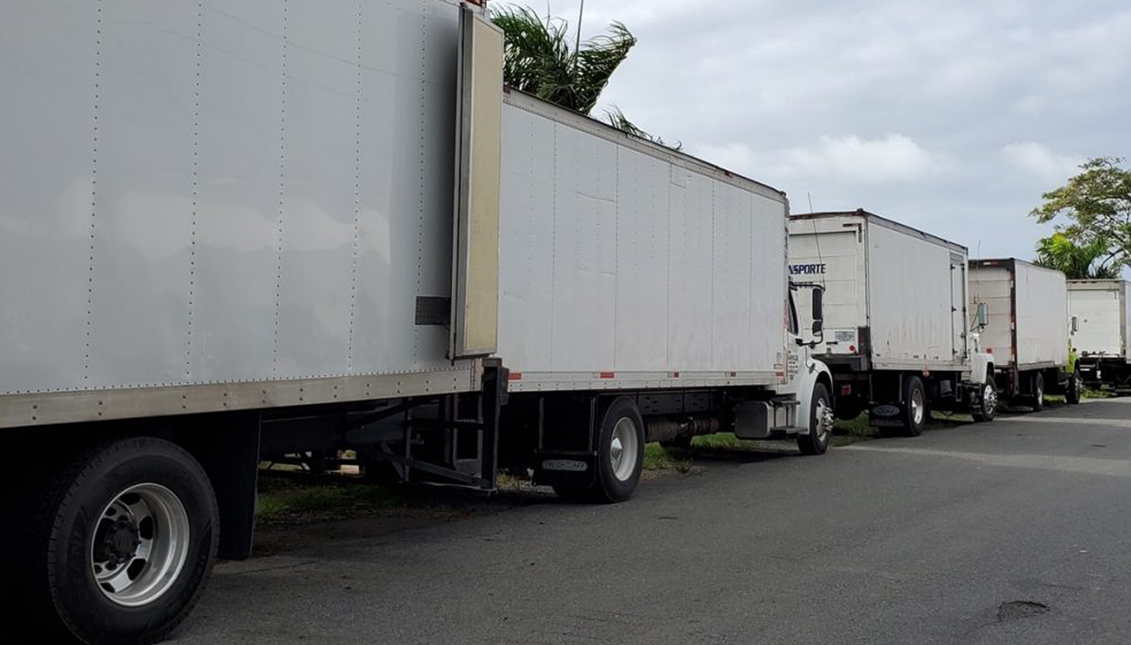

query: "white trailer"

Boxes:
[0, 1, 833, 643]
[788, 210, 996, 434]
[1069, 280, 1131, 393]
[969, 259, 1078, 408]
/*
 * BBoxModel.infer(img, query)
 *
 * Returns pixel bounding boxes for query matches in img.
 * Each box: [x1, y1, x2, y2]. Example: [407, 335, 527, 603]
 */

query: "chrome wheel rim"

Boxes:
[911, 389, 925, 426]
[983, 384, 998, 414]
[815, 397, 833, 445]
[610, 418, 639, 481]
[91, 483, 190, 607]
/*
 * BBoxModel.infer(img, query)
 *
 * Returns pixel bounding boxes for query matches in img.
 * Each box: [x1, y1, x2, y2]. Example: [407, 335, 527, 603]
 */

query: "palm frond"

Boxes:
[492, 6, 636, 115]
[604, 106, 682, 151]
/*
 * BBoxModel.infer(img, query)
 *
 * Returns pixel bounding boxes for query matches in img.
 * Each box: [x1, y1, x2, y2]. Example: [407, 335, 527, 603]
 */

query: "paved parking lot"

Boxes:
[175, 398, 1131, 645]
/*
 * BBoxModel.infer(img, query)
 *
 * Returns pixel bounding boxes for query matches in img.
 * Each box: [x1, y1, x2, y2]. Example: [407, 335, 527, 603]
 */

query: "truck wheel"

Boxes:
[797, 383, 833, 455]
[18, 437, 219, 645]
[971, 371, 998, 422]
[555, 397, 644, 503]
[1066, 369, 1081, 405]
[1028, 373, 1045, 412]
[900, 376, 927, 437]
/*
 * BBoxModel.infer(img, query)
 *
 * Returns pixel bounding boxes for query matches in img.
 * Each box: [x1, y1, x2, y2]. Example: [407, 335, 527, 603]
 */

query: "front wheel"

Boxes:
[797, 383, 833, 455]
[971, 372, 998, 422]
[18, 437, 219, 645]
[1066, 369, 1081, 405]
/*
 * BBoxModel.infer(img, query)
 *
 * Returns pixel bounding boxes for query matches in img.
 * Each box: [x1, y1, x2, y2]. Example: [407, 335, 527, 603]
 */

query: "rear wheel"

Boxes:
[17, 437, 219, 645]
[797, 383, 833, 455]
[1028, 373, 1045, 411]
[901, 376, 927, 437]
[553, 397, 644, 503]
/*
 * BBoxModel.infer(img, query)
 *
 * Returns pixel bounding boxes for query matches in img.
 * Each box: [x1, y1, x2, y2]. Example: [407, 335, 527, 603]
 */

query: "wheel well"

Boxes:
[816, 372, 835, 406]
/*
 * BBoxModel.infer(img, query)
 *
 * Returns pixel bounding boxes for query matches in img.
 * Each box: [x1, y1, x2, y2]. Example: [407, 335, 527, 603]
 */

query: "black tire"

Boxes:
[17, 437, 219, 645]
[1029, 372, 1045, 412]
[971, 369, 998, 423]
[1066, 369, 1081, 405]
[797, 383, 832, 455]
[900, 376, 927, 437]
[553, 397, 644, 504]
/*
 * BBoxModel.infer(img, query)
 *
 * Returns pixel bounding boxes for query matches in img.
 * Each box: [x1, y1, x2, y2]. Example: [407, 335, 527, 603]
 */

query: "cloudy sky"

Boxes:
[499, 0, 1131, 261]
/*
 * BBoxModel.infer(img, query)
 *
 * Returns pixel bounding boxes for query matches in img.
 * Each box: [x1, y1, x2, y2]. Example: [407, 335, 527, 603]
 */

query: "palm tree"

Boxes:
[492, 6, 636, 116]
[1034, 233, 1121, 279]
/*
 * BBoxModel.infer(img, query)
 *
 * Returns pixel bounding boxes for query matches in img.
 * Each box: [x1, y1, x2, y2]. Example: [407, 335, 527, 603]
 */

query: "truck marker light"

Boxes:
[848, 345, 856, 353]
[508, 372, 523, 381]
[841, 385, 852, 395]
[600, 371, 615, 379]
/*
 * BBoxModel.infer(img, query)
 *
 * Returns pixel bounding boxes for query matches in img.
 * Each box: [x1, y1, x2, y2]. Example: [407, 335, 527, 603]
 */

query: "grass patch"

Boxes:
[643, 443, 693, 473]
[256, 472, 407, 524]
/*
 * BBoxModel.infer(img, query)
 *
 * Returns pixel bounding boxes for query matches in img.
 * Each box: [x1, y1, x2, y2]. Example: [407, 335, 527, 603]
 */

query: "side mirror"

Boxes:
[975, 302, 987, 329]
[811, 288, 824, 335]
[1071, 315, 1079, 334]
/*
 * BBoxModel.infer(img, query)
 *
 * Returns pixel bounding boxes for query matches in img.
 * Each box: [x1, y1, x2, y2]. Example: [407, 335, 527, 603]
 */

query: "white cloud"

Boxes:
[695, 134, 947, 186]
[1002, 142, 1084, 183]
[782, 134, 948, 184]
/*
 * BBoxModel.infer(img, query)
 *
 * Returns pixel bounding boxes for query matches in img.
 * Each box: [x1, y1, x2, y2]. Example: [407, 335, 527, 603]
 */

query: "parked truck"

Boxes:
[969, 259, 1079, 408]
[787, 210, 996, 434]
[1069, 280, 1131, 394]
[0, 1, 833, 643]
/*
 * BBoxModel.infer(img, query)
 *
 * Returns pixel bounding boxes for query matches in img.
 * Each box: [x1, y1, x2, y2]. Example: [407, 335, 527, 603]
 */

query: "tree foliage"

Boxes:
[492, 6, 636, 116]
[603, 106, 682, 151]
[492, 6, 677, 149]
[1031, 157, 1131, 276]
[1034, 233, 1120, 279]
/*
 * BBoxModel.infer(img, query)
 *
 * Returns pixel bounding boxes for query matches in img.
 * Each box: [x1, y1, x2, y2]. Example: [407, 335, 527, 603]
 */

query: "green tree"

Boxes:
[1033, 232, 1120, 279]
[603, 106, 682, 151]
[492, 6, 676, 147]
[492, 6, 636, 116]
[1031, 157, 1131, 275]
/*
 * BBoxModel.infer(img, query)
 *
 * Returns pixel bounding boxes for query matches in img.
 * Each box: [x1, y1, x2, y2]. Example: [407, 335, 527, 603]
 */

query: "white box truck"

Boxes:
[1068, 280, 1131, 393]
[969, 259, 1080, 408]
[788, 210, 996, 434]
[0, 2, 833, 642]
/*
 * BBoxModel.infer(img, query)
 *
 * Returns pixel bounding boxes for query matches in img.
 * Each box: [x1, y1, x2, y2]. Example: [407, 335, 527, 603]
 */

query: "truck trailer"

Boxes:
[969, 259, 1080, 408]
[788, 210, 996, 434]
[1068, 280, 1131, 393]
[0, 1, 834, 643]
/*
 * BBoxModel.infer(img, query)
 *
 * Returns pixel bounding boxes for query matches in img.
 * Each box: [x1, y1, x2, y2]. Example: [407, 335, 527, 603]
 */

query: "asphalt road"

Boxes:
[174, 398, 1131, 645]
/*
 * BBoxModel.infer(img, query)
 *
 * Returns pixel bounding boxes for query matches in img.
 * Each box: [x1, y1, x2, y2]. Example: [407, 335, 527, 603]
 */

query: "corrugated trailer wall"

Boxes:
[0, 0, 476, 404]
[1069, 280, 1131, 360]
[970, 260, 1068, 369]
[1014, 262, 1069, 368]
[866, 221, 966, 368]
[497, 92, 789, 391]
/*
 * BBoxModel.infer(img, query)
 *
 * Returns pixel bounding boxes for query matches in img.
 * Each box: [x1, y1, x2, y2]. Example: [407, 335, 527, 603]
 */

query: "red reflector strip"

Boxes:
[600, 371, 615, 379]
[508, 372, 523, 381]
